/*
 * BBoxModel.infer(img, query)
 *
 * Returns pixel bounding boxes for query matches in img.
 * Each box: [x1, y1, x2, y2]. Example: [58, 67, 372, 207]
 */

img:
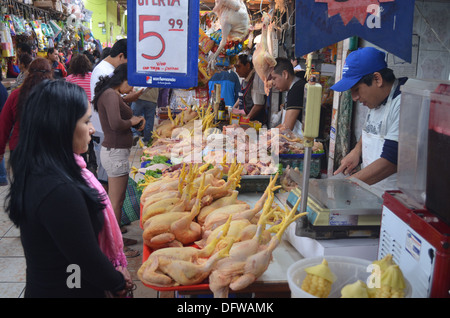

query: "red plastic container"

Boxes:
[426, 84, 450, 225]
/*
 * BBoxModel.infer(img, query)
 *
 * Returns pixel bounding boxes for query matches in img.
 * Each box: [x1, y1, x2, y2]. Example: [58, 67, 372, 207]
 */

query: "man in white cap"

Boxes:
[332, 47, 408, 191]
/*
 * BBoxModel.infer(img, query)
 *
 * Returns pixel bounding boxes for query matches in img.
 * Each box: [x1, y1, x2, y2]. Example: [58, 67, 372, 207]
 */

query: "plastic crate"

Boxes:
[279, 153, 324, 178]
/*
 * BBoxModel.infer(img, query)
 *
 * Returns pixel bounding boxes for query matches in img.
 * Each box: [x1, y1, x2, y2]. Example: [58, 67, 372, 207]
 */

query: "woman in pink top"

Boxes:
[66, 53, 93, 101]
[67, 53, 96, 174]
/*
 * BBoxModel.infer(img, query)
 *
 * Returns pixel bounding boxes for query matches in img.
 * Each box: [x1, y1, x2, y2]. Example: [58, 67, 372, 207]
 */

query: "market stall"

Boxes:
[0, 0, 99, 84]
[128, 0, 449, 299]
[124, 0, 399, 299]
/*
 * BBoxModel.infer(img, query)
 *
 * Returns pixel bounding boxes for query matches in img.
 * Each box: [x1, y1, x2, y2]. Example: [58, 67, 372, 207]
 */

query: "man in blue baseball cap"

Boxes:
[332, 47, 408, 193]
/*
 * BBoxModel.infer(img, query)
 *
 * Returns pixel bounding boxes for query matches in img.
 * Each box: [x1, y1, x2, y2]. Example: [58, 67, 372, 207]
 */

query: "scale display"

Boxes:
[127, 0, 199, 88]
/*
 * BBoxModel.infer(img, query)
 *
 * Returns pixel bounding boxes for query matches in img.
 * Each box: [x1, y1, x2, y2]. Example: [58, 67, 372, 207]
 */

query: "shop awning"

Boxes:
[295, 0, 415, 62]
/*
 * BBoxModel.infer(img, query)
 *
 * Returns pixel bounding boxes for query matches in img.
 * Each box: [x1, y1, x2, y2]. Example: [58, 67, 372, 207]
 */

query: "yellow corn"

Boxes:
[301, 259, 337, 298]
[374, 264, 406, 298]
[372, 254, 395, 273]
[301, 273, 333, 298]
[340, 280, 370, 298]
[375, 285, 405, 298]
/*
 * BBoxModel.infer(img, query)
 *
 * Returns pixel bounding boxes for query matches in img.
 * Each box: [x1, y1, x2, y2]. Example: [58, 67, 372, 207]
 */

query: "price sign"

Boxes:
[127, 0, 199, 88]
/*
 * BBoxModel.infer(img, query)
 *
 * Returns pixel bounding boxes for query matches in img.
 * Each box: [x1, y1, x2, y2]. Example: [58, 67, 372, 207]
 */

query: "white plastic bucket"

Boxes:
[287, 256, 412, 298]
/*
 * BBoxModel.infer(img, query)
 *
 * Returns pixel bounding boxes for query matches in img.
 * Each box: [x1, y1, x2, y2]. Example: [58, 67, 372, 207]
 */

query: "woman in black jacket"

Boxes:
[5, 80, 132, 298]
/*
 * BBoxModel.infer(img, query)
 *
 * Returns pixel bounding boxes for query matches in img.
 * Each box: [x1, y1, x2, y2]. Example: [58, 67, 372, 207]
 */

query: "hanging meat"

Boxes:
[208, 0, 250, 70]
[252, 12, 277, 95]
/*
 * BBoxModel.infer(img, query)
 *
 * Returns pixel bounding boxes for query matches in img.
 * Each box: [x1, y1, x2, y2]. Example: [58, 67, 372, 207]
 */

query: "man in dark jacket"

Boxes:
[47, 48, 67, 79]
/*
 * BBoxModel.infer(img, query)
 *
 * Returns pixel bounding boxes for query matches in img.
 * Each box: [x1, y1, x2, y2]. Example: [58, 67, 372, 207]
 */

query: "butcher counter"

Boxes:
[153, 191, 305, 298]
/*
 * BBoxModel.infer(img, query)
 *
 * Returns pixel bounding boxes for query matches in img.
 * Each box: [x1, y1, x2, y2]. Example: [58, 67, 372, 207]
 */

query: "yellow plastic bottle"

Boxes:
[302, 79, 322, 140]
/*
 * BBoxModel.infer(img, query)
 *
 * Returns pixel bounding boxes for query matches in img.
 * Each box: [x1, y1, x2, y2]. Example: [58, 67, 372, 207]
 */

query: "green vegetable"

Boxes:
[277, 163, 284, 175]
[144, 169, 163, 178]
[148, 155, 171, 166]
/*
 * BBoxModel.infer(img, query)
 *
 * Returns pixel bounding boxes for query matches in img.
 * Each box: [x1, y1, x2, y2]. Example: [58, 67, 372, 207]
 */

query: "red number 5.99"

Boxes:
[139, 15, 165, 60]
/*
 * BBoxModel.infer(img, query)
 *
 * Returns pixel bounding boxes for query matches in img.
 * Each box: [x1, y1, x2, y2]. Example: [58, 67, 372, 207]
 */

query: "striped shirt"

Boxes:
[66, 73, 92, 101]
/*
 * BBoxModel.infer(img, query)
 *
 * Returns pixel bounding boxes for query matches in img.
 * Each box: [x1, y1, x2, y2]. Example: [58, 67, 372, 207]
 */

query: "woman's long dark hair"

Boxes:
[6, 80, 105, 226]
[16, 57, 53, 121]
[92, 62, 128, 112]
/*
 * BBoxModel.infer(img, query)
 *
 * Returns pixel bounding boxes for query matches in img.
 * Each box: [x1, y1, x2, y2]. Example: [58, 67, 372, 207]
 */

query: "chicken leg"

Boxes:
[138, 216, 233, 287]
[203, 173, 280, 231]
[229, 197, 307, 291]
[208, 192, 279, 298]
[156, 238, 235, 286]
[170, 174, 210, 245]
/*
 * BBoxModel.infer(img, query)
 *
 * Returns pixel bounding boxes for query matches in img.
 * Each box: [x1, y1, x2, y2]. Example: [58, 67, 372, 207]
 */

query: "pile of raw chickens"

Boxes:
[139, 106, 323, 178]
[137, 161, 306, 297]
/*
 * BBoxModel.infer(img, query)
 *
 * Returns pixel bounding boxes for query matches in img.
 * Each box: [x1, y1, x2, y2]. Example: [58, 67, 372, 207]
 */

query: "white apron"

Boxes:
[361, 79, 399, 193]
[281, 107, 303, 136]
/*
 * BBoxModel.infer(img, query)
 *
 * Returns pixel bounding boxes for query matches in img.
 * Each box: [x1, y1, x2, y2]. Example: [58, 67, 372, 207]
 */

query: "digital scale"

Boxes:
[286, 175, 383, 240]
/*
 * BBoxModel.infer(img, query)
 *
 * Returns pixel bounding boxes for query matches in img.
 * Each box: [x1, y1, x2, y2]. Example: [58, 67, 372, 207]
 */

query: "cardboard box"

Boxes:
[54, 0, 63, 12]
[33, 1, 54, 8]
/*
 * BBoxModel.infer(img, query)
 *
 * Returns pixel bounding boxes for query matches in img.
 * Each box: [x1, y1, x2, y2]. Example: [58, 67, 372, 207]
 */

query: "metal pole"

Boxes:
[299, 145, 312, 214]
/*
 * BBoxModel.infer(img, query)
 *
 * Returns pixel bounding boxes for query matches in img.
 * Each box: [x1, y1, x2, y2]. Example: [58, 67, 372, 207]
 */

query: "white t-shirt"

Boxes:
[363, 93, 401, 142]
[251, 72, 266, 105]
[90, 60, 115, 134]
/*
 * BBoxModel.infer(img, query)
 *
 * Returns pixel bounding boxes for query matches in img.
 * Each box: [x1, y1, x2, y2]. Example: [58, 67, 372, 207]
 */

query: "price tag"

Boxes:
[127, 0, 199, 88]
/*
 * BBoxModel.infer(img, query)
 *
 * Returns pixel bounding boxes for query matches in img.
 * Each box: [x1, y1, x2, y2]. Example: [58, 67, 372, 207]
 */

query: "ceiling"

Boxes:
[115, 0, 273, 11]
[116, 0, 450, 10]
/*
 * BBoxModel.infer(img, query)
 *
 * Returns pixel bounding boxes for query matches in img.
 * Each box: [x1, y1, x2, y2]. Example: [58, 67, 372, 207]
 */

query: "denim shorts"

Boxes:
[100, 147, 130, 177]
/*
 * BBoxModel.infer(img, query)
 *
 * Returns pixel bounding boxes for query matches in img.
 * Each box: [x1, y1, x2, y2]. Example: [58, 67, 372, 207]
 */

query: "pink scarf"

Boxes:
[74, 154, 127, 268]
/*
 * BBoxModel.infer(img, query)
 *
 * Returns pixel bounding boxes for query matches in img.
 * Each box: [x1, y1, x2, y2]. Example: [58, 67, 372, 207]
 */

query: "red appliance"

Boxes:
[380, 191, 450, 298]
[426, 83, 450, 225]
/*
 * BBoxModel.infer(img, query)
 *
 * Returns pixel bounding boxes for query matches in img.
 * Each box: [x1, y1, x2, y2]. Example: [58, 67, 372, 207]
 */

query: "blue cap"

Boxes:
[331, 47, 387, 92]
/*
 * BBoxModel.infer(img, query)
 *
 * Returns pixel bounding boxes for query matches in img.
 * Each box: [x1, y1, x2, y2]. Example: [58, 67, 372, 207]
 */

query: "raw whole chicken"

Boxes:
[197, 190, 244, 225]
[154, 107, 199, 139]
[209, 192, 306, 298]
[142, 172, 212, 249]
[202, 173, 281, 231]
[151, 239, 233, 287]
[141, 189, 179, 209]
[208, 0, 250, 70]
[142, 212, 187, 250]
[208, 190, 279, 298]
[252, 12, 277, 95]
[229, 202, 305, 291]
[202, 203, 250, 231]
[169, 174, 210, 245]
[138, 215, 234, 287]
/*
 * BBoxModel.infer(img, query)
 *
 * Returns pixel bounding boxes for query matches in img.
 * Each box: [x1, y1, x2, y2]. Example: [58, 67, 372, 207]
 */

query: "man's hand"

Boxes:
[247, 104, 264, 120]
[334, 150, 361, 176]
[282, 108, 301, 131]
[123, 88, 144, 104]
[334, 139, 362, 176]
[351, 158, 397, 186]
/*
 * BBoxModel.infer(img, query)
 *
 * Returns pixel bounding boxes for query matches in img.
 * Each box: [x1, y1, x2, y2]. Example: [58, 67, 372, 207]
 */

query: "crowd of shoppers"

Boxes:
[0, 38, 169, 297]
